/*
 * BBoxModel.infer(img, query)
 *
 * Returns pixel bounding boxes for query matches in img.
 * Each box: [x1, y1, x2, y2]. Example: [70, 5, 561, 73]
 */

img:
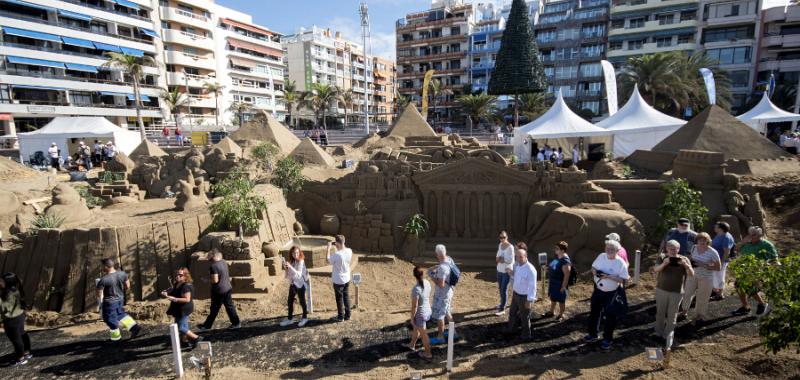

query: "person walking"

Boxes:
[78, 141, 93, 170]
[585, 240, 630, 350]
[429, 244, 456, 345]
[507, 248, 537, 340]
[96, 258, 141, 342]
[405, 266, 433, 360]
[544, 241, 572, 321]
[0, 273, 32, 366]
[650, 240, 694, 360]
[327, 235, 352, 322]
[280, 246, 309, 327]
[197, 249, 240, 331]
[161, 267, 202, 349]
[711, 222, 735, 301]
[175, 127, 184, 146]
[495, 231, 515, 316]
[162, 126, 170, 147]
[105, 141, 116, 161]
[659, 218, 697, 256]
[678, 232, 720, 325]
[731, 226, 778, 316]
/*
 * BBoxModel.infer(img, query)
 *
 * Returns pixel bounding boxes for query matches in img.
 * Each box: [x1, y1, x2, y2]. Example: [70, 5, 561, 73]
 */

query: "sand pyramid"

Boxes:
[385, 103, 436, 138]
[129, 139, 167, 162]
[230, 112, 300, 155]
[652, 105, 792, 160]
[290, 137, 336, 167]
[213, 136, 243, 158]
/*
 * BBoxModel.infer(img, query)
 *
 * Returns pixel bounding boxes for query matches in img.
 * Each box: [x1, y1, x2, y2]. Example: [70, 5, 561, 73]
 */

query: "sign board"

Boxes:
[538, 252, 548, 266]
[352, 272, 362, 285]
[645, 347, 664, 361]
[27, 106, 55, 113]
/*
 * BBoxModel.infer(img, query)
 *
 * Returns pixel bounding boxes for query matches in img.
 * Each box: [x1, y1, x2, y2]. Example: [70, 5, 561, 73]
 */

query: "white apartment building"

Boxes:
[0, 0, 166, 136]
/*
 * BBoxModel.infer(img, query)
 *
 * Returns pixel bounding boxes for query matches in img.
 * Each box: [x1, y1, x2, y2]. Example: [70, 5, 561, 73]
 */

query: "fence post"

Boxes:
[446, 321, 455, 372]
[633, 250, 642, 285]
[169, 323, 184, 378]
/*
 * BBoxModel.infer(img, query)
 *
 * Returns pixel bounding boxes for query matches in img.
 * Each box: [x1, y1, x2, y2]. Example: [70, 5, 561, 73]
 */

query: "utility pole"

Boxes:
[359, 1, 371, 134]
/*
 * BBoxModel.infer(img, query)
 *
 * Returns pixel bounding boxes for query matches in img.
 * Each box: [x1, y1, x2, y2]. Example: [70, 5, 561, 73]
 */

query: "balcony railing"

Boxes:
[61, 0, 151, 21]
[2, 68, 160, 88]
[0, 10, 154, 45]
[174, 8, 208, 22]
[9, 99, 160, 109]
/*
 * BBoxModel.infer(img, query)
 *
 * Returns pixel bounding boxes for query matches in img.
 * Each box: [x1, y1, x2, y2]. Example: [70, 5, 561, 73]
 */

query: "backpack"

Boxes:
[448, 261, 461, 287]
[568, 266, 578, 287]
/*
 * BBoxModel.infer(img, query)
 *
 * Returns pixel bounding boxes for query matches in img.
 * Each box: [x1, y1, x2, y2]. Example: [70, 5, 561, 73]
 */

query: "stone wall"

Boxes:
[0, 214, 211, 314]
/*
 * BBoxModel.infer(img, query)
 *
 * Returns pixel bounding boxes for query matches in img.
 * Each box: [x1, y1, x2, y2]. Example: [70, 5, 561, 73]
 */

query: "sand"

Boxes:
[0, 156, 41, 181]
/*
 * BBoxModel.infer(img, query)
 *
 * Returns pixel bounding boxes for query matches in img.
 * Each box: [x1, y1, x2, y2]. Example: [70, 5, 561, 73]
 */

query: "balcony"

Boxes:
[0, 100, 162, 118]
[185, 94, 216, 108]
[160, 7, 211, 30]
[607, 41, 697, 58]
[761, 33, 800, 49]
[1, 68, 160, 90]
[703, 38, 755, 49]
[397, 50, 465, 64]
[470, 62, 495, 70]
[0, 10, 155, 45]
[758, 57, 800, 72]
[396, 16, 469, 32]
[609, 20, 698, 36]
[166, 72, 214, 88]
[60, 0, 151, 22]
[470, 42, 501, 53]
[704, 13, 758, 26]
[162, 29, 211, 48]
[396, 33, 465, 47]
[610, 0, 697, 15]
[164, 50, 216, 70]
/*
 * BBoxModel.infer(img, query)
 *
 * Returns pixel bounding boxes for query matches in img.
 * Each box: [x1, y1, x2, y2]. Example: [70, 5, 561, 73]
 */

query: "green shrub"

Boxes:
[30, 213, 65, 234]
[656, 179, 708, 237]
[272, 156, 305, 193]
[99, 171, 125, 184]
[250, 141, 280, 173]
[76, 186, 103, 208]
[210, 166, 269, 235]
[402, 214, 429, 237]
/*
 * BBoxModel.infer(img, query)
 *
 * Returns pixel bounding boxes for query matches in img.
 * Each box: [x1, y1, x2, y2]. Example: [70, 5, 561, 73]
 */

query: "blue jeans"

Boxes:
[174, 314, 190, 335]
[101, 300, 127, 330]
[497, 271, 511, 310]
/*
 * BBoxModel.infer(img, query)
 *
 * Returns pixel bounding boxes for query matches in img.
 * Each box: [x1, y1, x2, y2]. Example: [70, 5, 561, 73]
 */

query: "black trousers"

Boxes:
[588, 287, 617, 341]
[3, 313, 31, 358]
[202, 290, 240, 327]
[288, 284, 308, 319]
[333, 282, 351, 319]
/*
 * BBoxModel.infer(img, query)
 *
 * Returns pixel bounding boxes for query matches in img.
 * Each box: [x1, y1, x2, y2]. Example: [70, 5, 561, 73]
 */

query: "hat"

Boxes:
[605, 233, 620, 242]
[677, 218, 690, 225]
[79, 141, 85, 146]
[51, 142, 57, 146]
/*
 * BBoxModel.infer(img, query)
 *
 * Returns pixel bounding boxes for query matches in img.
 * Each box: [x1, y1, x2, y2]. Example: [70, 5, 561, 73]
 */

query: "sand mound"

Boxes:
[385, 103, 436, 138]
[291, 138, 336, 167]
[230, 112, 300, 155]
[0, 156, 40, 181]
[653, 105, 792, 160]
[129, 139, 167, 162]
[213, 137, 243, 158]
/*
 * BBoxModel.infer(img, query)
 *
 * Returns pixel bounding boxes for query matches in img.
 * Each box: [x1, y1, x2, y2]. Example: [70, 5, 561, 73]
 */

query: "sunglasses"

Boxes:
[176, 273, 185, 277]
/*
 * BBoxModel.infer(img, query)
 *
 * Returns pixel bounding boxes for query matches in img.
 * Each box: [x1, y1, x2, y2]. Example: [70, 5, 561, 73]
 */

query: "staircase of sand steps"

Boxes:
[412, 238, 501, 270]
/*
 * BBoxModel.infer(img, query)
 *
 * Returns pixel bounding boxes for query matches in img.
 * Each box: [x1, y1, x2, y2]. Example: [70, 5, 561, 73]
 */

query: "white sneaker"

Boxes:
[494, 310, 505, 316]
[297, 318, 308, 327]
[279, 318, 295, 327]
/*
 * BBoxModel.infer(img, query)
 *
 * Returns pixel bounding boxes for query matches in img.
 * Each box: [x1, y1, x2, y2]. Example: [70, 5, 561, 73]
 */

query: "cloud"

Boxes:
[326, 16, 396, 61]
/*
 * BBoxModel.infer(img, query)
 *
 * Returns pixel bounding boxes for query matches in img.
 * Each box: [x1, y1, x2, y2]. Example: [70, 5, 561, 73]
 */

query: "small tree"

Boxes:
[272, 156, 305, 193]
[251, 141, 280, 174]
[657, 179, 708, 236]
[402, 214, 429, 238]
[729, 252, 799, 354]
[210, 166, 269, 235]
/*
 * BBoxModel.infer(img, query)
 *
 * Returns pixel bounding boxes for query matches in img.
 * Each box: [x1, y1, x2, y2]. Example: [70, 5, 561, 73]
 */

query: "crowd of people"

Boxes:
[161, 127, 185, 147]
[779, 129, 800, 154]
[45, 140, 117, 172]
[0, 218, 781, 367]
[303, 127, 329, 146]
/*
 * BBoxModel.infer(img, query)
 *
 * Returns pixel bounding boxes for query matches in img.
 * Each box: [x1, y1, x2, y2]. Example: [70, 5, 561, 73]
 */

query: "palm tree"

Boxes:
[103, 52, 156, 140]
[203, 82, 225, 130]
[456, 94, 497, 135]
[682, 51, 732, 112]
[306, 83, 339, 130]
[283, 80, 301, 128]
[338, 89, 355, 128]
[518, 92, 552, 120]
[227, 101, 254, 127]
[161, 88, 188, 129]
[394, 90, 411, 117]
[618, 52, 689, 116]
[428, 78, 453, 130]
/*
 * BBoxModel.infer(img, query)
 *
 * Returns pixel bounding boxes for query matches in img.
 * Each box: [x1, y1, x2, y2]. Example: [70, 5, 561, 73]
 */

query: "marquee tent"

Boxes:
[17, 117, 141, 164]
[736, 91, 800, 133]
[512, 91, 611, 163]
[596, 85, 686, 157]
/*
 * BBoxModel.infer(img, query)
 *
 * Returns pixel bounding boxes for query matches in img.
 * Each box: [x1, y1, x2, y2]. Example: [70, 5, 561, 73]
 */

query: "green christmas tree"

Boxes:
[488, 0, 547, 128]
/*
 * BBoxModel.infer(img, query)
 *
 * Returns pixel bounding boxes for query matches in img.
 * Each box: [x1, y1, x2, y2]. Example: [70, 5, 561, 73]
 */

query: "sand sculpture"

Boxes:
[212, 137, 243, 159]
[44, 184, 91, 227]
[104, 151, 136, 174]
[290, 137, 336, 167]
[128, 139, 168, 163]
[385, 103, 437, 138]
[174, 178, 210, 211]
[130, 146, 236, 198]
[230, 112, 301, 155]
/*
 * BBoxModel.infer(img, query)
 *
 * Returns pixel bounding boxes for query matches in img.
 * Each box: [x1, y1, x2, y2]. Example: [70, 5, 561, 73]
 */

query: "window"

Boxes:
[449, 59, 461, 69]
[579, 101, 600, 115]
[582, 44, 604, 57]
[681, 11, 696, 21]
[540, 49, 555, 62]
[628, 39, 646, 50]
[555, 65, 578, 79]
[450, 27, 461, 36]
[611, 19, 625, 29]
[69, 91, 93, 106]
[704, 0, 757, 19]
[548, 85, 576, 97]
[556, 28, 580, 41]
[678, 34, 692, 44]
[582, 24, 606, 38]
[629, 17, 646, 28]
[609, 41, 623, 50]
[537, 29, 557, 43]
[706, 47, 752, 64]
[657, 14, 675, 25]
[580, 82, 603, 96]
[575, 8, 606, 19]
[703, 26, 754, 43]
[544, 2, 572, 13]
[729, 70, 749, 88]
[655, 37, 673, 47]
[555, 47, 579, 60]
[580, 63, 602, 77]
[540, 13, 569, 24]
[544, 66, 555, 77]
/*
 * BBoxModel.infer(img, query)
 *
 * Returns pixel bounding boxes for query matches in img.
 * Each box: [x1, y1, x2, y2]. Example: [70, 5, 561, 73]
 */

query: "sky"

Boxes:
[216, 0, 508, 60]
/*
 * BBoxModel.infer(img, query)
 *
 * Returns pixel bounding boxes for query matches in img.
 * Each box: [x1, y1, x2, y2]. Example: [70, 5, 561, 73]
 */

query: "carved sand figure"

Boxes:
[44, 184, 91, 227]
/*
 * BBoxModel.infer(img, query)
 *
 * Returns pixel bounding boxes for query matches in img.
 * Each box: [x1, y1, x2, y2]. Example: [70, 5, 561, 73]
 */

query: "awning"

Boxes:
[1, 26, 62, 43]
[126, 94, 150, 101]
[6, 56, 65, 69]
[220, 18, 274, 37]
[99, 91, 126, 97]
[58, 9, 92, 21]
[120, 46, 144, 57]
[0, 114, 11, 121]
[0, 0, 53, 12]
[61, 36, 95, 49]
[229, 56, 257, 68]
[227, 37, 281, 57]
[109, 0, 140, 10]
[12, 84, 65, 91]
[65, 63, 99, 73]
[92, 42, 122, 52]
[138, 27, 159, 38]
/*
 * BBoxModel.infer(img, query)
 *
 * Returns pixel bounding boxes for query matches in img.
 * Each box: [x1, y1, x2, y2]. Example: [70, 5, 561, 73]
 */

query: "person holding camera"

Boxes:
[650, 240, 694, 356]
[280, 246, 309, 327]
[679, 232, 720, 325]
[161, 268, 202, 349]
[326, 235, 353, 322]
[584, 240, 630, 350]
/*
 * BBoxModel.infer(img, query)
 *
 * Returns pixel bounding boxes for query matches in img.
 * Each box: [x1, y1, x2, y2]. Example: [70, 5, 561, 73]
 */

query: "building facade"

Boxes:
[534, 0, 610, 117]
[0, 0, 165, 136]
[396, 0, 474, 126]
[282, 27, 395, 128]
[756, 2, 800, 111]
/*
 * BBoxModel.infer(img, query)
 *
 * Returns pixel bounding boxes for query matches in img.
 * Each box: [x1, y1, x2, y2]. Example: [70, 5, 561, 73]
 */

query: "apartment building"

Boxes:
[606, 0, 699, 65]
[158, 0, 286, 127]
[468, 2, 504, 94]
[756, 3, 800, 108]
[282, 26, 396, 127]
[534, 0, 610, 117]
[396, 0, 474, 125]
[0, 0, 165, 136]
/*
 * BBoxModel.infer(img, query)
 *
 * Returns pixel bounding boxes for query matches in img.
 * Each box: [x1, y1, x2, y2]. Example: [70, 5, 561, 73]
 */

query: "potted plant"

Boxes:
[401, 214, 428, 258]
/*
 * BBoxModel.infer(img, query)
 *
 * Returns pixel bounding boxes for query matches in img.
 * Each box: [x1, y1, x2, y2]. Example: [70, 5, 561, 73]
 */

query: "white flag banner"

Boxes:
[601, 60, 618, 115]
[699, 68, 716, 105]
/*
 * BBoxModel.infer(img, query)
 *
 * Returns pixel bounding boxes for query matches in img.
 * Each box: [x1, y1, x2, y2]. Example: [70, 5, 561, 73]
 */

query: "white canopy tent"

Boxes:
[512, 91, 611, 163]
[596, 85, 686, 157]
[736, 91, 800, 133]
[17, 117, 141, 164]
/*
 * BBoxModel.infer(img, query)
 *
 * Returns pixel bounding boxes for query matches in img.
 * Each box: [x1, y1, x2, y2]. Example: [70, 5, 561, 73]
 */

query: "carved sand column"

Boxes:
[449, 191, 458, 238]
[436, 190, 444, 238]
[464, 192, 471, 238]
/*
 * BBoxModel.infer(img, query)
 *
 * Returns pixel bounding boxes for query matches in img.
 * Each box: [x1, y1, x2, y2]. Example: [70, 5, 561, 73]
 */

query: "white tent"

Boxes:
[512, 91, 611, 163]
[596, 85, 686, 157]
[736, 91, 800, 133]
[18, 117, 141, 164]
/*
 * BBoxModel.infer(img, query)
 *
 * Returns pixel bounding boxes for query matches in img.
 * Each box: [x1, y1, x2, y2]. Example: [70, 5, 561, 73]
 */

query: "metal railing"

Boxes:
[9, 99, 160, 109]
[0, 10, 154, 44]
[60, 0, 151, 21]
[2, 68, 160, 88]
[173, 8, 208, 22]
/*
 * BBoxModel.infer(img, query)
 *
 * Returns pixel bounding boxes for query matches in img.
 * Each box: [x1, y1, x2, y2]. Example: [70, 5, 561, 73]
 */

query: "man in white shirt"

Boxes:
[508, 249, 537, 340]
[327, 235, 353, 322]
[429, 244, 455, 345]
[48, 142, 60, 170]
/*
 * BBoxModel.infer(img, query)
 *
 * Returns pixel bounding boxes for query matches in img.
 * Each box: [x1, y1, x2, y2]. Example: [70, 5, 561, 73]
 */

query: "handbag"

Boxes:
[603, 286, 629, 318]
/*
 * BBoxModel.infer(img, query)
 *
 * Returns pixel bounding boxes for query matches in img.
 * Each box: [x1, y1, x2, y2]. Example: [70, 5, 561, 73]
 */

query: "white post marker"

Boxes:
[353, 273, 362, 309]
[538, 252, 548, 291]
[169, 323, 184, 378]
[307, 279, 314, 314]
[633, 250, 642, 285]
[446, 321, 455, 372]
